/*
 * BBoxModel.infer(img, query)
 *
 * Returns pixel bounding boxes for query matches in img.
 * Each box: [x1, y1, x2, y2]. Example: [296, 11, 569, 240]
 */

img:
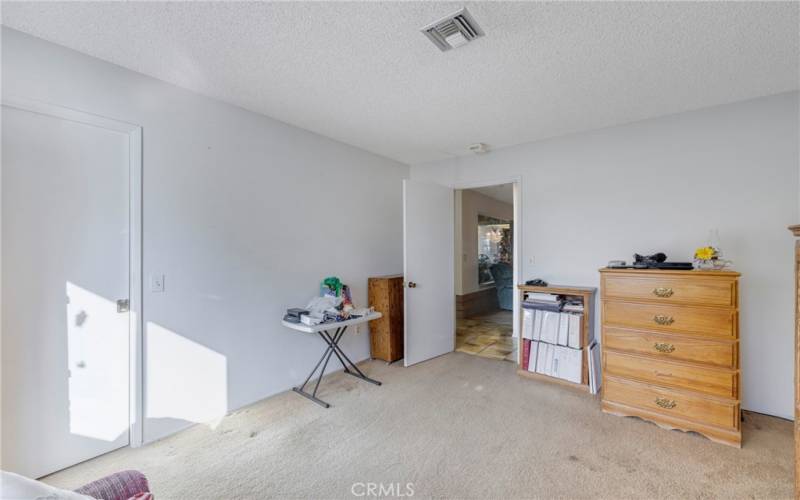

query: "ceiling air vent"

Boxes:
[421, 7, 485, 52]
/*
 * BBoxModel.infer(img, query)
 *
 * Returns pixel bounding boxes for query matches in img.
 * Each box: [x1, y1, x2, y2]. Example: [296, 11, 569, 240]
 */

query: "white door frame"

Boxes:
[453, 176, 522, 339]
[2, 96, 144, 447]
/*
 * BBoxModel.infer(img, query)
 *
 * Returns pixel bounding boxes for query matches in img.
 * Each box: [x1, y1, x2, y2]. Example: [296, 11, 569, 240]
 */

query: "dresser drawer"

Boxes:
[602, 274, 735, 307]
[603, 301, 736, 338]
[604, 350, 737, 398]
[604, 377, 738, 429]
[603, 327, 737, 368]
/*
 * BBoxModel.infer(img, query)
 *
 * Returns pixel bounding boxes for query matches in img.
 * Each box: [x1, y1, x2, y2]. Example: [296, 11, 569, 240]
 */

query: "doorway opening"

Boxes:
[454, 183, 516, 362]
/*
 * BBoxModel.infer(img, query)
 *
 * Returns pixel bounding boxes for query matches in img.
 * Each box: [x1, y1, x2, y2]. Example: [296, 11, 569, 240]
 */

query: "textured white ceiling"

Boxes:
[3, 2, 798, 165]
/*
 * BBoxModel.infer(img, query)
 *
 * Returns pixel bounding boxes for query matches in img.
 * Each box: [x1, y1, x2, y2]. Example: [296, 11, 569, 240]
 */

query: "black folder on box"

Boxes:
[283, 308, 309, 323]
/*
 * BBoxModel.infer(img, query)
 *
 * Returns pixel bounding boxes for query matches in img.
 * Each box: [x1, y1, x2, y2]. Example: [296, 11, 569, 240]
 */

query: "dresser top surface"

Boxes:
[599, 267, 740, 278]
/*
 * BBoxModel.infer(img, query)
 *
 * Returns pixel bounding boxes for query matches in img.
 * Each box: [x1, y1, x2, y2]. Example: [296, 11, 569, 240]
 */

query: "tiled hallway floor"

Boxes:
[455, 310, 516, 362]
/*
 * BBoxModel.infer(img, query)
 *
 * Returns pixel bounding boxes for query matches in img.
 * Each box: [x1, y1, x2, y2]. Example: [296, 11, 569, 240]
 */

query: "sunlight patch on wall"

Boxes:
[145, 322, 227, 427]
[66, 282, 129, 442]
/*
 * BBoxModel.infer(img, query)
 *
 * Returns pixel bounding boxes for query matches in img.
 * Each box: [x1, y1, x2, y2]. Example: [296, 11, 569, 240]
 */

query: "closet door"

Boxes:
[2, 105, 131, 478]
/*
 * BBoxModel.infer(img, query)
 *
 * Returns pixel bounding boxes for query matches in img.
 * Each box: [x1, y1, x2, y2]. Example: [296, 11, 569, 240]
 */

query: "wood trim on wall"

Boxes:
[456, 287, 500, 318]
[789, 224, 800, 499]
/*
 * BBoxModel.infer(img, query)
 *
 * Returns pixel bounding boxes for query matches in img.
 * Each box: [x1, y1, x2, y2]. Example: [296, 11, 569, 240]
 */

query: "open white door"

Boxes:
[403, 179, 455, 367]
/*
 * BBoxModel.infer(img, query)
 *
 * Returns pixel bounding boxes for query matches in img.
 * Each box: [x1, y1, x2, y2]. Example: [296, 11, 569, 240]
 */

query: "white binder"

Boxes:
[527, 341, 539, 372]
[535, 342, 549, 375]
[554, 346, 583, 384]
[557, 313, 569, 346]
[540, 311, 560, 344]
[588, 342, 602, 394]
[522, 308, 535, 340]
[567, 313, 582, 349]
[532, 310, 543, 341]
[544, 343, 555, 376]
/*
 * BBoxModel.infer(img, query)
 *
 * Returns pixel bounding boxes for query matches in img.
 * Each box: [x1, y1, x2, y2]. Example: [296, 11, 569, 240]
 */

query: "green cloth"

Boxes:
[322, 276, 342, 297]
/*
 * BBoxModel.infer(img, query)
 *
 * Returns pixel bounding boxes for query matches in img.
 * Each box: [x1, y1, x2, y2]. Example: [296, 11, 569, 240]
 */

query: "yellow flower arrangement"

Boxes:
[694, 246, 717, 261]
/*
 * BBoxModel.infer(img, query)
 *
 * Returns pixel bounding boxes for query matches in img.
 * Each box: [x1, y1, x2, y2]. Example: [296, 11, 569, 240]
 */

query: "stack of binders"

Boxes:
[523, 292, 563, 311]
[521, 293, 584, 385]
[521, 308, 583, 349]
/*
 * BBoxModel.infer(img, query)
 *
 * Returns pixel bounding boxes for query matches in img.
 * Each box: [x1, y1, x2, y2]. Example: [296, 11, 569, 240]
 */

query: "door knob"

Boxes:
[408, 282, 417, 288]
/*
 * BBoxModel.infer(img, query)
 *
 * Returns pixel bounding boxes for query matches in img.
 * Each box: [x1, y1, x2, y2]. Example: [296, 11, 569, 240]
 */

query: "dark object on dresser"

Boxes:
[655, 262, 694, 270]
[633, 252, 667, 268]
[631, 253, 693, 270]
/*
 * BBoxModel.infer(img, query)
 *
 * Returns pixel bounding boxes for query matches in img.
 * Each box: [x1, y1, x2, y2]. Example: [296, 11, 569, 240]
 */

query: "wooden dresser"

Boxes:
[368, 275, 404, 362]
[599, 268, 741, 447]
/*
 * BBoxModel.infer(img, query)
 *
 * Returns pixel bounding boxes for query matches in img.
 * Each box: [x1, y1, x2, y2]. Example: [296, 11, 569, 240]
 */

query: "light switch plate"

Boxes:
[150, 274, 165, 293]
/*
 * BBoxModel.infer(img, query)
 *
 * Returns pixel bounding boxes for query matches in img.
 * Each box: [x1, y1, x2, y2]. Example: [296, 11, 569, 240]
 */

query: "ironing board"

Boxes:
[282, 312, 382, 408]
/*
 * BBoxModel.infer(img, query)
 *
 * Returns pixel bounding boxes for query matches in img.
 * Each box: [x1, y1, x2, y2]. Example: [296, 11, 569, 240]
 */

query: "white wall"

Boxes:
[2, 27, 408, 442]
[456, 189, 513, 295]
[413, 92, 800, 419]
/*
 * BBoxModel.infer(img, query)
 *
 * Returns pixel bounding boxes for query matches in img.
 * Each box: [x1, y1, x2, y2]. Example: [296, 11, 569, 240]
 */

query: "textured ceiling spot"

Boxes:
[3, 1, 798, 165]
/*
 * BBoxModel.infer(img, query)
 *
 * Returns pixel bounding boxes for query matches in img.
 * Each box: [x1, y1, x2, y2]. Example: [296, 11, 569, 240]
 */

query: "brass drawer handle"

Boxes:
[653, 314, 674, 326]
[655, 397, 677, 409]
[653, 342, 675, 353]
[652, 287, 674, 298]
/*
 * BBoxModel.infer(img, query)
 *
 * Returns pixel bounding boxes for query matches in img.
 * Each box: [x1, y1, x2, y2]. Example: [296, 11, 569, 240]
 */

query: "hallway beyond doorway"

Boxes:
[455, 310, 516, 362]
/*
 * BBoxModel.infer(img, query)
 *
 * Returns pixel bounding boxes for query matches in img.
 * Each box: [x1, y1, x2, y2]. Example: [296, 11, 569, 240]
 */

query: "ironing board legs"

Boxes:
[292, 325, 382, 408]
[320, 330, 382, 386]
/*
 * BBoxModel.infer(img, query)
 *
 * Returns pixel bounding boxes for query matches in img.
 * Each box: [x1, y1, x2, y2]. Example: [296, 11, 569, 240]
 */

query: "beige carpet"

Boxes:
[44, 353, 792, 499]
